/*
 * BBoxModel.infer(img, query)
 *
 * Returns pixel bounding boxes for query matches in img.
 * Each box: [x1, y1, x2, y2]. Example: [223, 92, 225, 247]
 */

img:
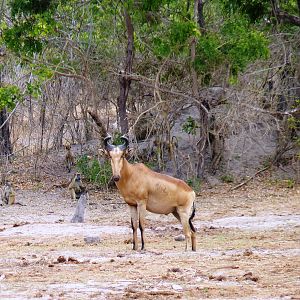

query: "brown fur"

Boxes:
[106, 147, 196, 251]
[139, 164, 193, 192]
[65, 144, 75, 173]
[1, 182, 15, 205]
[68, 173, 85, 200]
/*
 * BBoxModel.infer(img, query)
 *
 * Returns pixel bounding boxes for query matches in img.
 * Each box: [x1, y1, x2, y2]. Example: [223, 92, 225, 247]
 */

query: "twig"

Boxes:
[229, 166, 270, 191]
[0, 102, 20, 130]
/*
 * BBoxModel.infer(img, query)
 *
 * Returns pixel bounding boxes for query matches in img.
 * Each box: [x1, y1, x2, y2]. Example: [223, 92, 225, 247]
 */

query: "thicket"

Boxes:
[0, 0, 299, 186]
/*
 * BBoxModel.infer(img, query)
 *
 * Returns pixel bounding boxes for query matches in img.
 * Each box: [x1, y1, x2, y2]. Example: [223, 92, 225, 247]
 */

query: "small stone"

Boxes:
[172, 284, 183, 291]
[84, 236, 101, 244]
[243, 249, 253, 256]
[208, 274, 226, 281]
[0, 274, 6, 281]
[243, 272, 259, 282]
[68, 257, 79, 263]
[169, 267, 181, 273]
[174, 234, 185, 241]
[57, 256, 66, 263]
[155, 226, 166, 231]
[216, 275, 226, 281]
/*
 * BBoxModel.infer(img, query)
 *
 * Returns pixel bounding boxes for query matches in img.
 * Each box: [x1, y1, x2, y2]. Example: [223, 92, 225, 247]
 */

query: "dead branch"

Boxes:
[230, 166, 270, 191]
[87, 109, 107, 138]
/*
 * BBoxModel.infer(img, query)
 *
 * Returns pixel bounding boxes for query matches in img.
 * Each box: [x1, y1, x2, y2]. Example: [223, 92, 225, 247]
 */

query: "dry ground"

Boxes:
[0, 181, 299, 300]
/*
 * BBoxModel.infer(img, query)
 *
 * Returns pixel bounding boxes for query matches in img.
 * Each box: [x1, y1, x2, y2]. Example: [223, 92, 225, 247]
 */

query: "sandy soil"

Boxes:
[0, 182, 299, 300]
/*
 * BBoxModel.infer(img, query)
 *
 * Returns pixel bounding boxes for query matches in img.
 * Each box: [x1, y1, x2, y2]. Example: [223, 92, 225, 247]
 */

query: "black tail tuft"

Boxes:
[189, 203, 196, 232]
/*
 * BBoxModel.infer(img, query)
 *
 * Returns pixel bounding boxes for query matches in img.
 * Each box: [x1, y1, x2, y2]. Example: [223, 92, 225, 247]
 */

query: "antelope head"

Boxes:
[102, 135, 129, 182]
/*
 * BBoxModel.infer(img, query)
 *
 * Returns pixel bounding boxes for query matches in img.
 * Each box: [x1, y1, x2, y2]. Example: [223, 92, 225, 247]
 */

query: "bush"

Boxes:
[220, 174, 234, 183]
[76, 155, 112, 188]
[186, 177, 201, 193]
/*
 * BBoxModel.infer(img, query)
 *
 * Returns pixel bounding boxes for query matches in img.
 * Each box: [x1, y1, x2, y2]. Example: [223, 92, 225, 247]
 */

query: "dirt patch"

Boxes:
[0, 184, 299, 299]
[196, 214, 300, 231]
[0, 223, 129, 238]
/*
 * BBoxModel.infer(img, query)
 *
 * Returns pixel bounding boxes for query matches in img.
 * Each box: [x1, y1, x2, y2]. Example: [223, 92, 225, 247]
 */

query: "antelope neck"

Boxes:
[120, 158, 133, 181]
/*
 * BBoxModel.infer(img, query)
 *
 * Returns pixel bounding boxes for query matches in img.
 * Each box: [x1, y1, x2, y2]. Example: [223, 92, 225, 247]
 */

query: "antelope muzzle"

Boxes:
[112, 175, 120, 182]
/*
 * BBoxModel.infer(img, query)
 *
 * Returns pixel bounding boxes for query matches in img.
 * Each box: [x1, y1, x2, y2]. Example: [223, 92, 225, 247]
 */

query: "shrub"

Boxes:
[186, 177, 201, 193]
[220, 174, 234, 183]
[76, 155, 112, 188]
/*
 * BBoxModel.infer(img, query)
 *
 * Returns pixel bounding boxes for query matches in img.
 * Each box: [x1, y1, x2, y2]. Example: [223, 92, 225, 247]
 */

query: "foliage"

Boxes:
[182, 116, 199, 135]
[111, 132, 123, 145]
[195, 14, 269, 81]
[195, 33, 224, 74]
[284, 179, 295, 189]
[272, 178, 296, 189]
[9, 0, 55, 17]
[220, 174, 234, 183]
[0, 85, 22, 110]
[288, 115, 300, 130]
[76, 155, 112, 188]
[186, 177, 201, 193]
[0, 0, 297, 182]
[152, 19, 198, 57]
[220, 16, 269, 76]
[221, 0, 270, 22]
[2, 2, 56, 55]
[221, 0, 300, 25]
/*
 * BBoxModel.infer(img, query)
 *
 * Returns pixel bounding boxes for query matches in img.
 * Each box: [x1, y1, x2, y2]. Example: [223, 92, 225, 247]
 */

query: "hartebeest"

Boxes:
[101, 135, 196, 251]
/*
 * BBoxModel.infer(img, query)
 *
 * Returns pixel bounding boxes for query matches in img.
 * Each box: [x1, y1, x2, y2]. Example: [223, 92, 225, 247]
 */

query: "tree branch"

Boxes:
[277, 10, 300, 26]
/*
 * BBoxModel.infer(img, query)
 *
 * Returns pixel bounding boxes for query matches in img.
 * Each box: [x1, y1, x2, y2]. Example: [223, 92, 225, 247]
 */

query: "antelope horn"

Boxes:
[119, 135, 129, 151]
[104, 135, 115, 151]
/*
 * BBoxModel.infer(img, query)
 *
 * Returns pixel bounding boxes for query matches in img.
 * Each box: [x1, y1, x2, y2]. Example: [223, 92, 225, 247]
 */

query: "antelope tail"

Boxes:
[189, 202, 196, 232]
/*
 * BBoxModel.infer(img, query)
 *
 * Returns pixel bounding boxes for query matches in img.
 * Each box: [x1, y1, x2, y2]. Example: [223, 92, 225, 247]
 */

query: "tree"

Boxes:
[1, 0, 298, 181]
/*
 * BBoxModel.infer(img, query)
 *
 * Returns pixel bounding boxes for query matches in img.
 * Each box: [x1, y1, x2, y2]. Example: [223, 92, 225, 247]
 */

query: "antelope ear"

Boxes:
[125, 147, 135, 158]
[98, 148, 109, 158]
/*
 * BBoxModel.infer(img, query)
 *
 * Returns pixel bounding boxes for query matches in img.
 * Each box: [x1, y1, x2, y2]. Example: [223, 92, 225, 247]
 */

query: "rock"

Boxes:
[243, 272, 259, 282]
[154, 226, 166, 231]
[57, 256, 66, 263]
[68, 257, 79, 263]
[243, 249, 253, 256]
[174, 234, 185, 241]
[71, 192, 88, 223]
[206, 175, 222, 187]
[172, 284, 183, 291]
[209, 274, 226, 281]
[84, 236, 101, 244]
[169, 267, 181, 273]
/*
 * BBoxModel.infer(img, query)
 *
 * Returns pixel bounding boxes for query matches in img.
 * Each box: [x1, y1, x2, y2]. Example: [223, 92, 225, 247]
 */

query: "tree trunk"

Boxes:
[39, 95, 46, 152]
[197, 0, 205, 30]
[118, 8, 134, 135]
[190, 0, 209, 178]
[0, 108, 12, 158]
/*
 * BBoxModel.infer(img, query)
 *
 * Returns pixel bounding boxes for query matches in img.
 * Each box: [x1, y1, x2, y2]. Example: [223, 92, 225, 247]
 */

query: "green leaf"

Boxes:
[0, 85, 22, 110]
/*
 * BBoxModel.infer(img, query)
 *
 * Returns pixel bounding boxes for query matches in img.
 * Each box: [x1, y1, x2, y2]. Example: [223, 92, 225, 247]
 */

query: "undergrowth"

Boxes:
[76, 155, 112, 188]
